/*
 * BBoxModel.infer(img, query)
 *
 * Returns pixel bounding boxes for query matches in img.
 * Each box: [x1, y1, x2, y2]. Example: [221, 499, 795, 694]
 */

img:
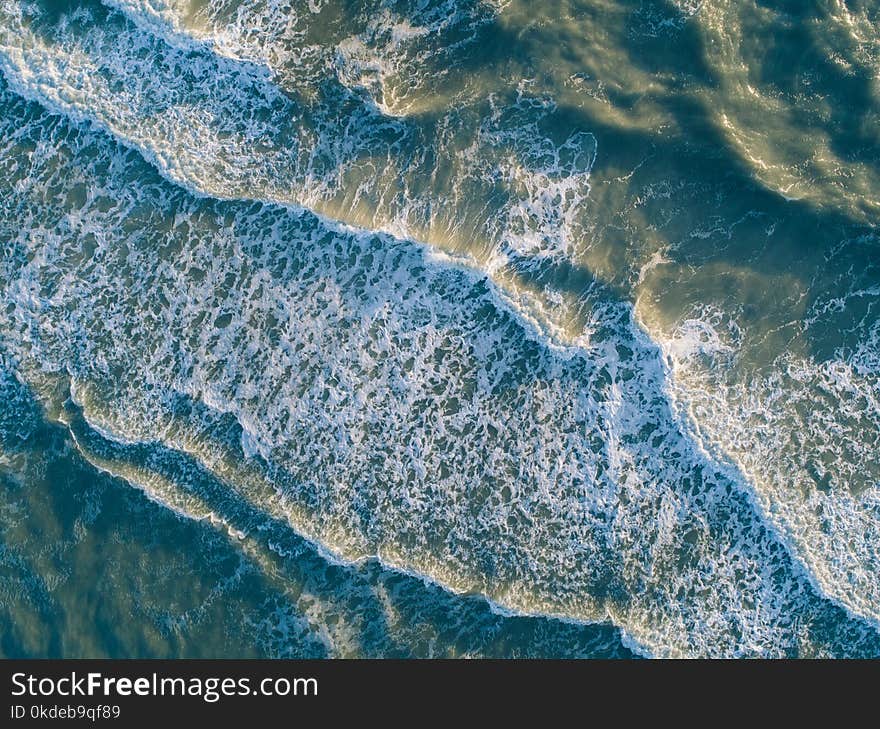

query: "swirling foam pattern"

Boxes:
[0, 0, 879, 657]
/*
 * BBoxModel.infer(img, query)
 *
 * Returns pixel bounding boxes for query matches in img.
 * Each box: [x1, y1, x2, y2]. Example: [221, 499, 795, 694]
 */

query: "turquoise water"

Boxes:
[0, 0, 879, 657]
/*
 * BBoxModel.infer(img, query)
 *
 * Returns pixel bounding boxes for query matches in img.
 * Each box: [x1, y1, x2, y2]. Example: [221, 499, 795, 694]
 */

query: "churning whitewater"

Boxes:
[1, 0, 879, 657]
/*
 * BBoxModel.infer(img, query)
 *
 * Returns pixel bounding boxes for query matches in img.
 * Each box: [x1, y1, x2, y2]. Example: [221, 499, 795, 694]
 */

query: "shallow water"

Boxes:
[0, 0, 879, 657]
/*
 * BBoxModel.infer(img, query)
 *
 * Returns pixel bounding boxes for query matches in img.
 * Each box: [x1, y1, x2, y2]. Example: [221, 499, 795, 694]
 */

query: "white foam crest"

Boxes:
[660, 304, 880, 627]
[0, 1, 313, 200]
[0, 0, 605, 286]
[470, 89, 596, 262]
[99, 0, 274, 68]
[2, 88, 876, 657]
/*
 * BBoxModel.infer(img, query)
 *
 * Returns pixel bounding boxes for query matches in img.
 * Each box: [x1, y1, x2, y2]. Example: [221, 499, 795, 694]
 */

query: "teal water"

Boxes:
[0, 0, 879, 657]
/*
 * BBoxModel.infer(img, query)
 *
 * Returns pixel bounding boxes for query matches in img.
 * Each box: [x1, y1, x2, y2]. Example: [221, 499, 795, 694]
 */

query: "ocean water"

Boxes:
[0, 0, 879, 658]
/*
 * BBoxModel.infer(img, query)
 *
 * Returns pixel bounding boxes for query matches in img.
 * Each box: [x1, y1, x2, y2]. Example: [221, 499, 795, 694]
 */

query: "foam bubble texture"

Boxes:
[1, 80, 878, 656]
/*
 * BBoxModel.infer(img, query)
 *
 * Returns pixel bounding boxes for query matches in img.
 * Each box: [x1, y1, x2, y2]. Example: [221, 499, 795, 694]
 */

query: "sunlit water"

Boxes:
[1, 0, 879, 657]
